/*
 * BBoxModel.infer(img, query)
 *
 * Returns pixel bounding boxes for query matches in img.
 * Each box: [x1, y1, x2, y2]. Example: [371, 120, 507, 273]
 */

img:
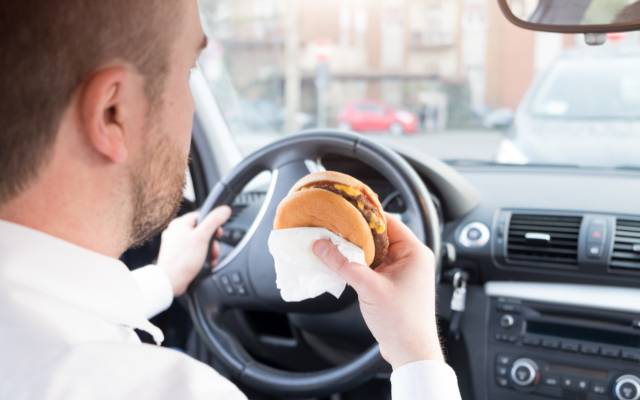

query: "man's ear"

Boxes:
[77, 66, 131, 164]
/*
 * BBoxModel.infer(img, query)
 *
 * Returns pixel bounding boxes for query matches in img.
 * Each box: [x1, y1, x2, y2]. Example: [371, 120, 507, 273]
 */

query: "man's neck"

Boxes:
[0, 181, 130, 259]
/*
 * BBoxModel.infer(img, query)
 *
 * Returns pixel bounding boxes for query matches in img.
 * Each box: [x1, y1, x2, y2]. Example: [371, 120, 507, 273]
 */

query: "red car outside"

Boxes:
[337, 100, 418, 135]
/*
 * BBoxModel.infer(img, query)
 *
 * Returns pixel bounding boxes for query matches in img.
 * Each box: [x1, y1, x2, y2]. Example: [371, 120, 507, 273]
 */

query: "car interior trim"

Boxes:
[485, 281, 640, 313]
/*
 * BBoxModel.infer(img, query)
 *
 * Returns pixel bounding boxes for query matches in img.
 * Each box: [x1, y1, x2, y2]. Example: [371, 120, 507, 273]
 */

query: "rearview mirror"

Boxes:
[498, 0, 640, 34]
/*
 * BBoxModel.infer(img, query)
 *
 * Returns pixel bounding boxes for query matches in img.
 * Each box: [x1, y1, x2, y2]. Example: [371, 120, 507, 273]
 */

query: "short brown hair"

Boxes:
[0, 1, 181, 204]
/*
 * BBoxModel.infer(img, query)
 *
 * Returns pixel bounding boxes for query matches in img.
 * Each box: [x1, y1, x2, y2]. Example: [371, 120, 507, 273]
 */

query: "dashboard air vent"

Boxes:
[610, 219, 640, 271]
[507, 214, 582, 266]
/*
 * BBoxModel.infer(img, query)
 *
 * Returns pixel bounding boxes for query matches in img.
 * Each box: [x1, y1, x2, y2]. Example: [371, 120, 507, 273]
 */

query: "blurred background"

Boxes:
[197, 0, 640, 166]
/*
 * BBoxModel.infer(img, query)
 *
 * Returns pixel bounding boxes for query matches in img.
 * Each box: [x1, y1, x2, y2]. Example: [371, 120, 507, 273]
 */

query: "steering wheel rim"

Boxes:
[186, 130, 441, 398]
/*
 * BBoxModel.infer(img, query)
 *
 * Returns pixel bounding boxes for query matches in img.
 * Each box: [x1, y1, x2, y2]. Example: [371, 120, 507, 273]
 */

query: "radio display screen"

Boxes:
[527, 320, 640, 348]
[544, 363, 608, 380]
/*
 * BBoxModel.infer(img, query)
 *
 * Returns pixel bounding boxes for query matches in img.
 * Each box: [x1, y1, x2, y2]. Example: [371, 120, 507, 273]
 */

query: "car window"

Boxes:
[198, 0, 640, 169]
[531, 58, 640, 119]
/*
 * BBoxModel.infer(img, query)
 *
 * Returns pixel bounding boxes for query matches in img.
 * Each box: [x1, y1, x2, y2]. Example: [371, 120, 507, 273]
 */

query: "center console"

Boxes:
[486, 283, 640, 400]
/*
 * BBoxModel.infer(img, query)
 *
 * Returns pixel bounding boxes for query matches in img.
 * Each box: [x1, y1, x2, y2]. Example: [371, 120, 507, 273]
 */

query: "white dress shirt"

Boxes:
[0, 220, 461, 399]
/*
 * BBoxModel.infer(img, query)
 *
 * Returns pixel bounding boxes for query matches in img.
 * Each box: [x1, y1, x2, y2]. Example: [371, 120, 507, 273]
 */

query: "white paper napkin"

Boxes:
[267, 228, 366, 302]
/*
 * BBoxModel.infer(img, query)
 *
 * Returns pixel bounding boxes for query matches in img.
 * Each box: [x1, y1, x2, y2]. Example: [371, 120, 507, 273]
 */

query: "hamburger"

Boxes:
[273, 171, 388, 267]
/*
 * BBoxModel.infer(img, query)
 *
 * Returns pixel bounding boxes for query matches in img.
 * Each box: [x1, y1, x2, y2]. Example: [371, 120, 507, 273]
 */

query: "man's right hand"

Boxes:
[312, 214, 443, 370]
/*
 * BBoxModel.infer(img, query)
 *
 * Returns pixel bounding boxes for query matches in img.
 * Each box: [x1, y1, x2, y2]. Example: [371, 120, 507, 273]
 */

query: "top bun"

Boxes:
[290, 171, 384, 213]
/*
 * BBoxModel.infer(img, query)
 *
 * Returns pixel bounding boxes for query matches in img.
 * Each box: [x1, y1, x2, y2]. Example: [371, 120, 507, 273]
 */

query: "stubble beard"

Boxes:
[127, 130, 188, 249]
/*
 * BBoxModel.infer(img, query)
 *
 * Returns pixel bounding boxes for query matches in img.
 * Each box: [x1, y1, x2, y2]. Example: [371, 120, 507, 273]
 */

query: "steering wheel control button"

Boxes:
[230, 272, 242, 283]
[459, 222, 490, 248]
[217, 273, 249, 296]
[615, 375, 640, 400]
[222, 283, 235, 295]
[510, 358, 538, 387]
[500, 314, 516, 329]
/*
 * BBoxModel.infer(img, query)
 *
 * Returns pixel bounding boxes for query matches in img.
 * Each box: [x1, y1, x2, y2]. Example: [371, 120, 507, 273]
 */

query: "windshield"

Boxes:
[530, 57, 640, 119]
[197, 0, 640, 169]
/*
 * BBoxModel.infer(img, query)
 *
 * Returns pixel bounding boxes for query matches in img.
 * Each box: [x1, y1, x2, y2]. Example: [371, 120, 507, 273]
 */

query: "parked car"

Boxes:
[496, 48, 640, 167]
[337, 100, 418, 135]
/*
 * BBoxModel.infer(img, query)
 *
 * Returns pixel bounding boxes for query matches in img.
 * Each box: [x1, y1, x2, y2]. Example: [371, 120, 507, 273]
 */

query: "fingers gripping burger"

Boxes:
[273, 171, 389, 267]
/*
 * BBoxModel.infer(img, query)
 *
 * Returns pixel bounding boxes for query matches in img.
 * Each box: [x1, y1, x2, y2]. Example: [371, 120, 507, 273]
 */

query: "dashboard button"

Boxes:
[562, 377, 574, 390]
[542, 339, 560, 349]
[601, 346, 621, 358]
[543, 376, 560, 387]
[592, 381, 608, 395]
[496, 303, 520, 313]
[523, 336, 541, 347]
[581, 343, 600, 355]
[495, 333, 509, 342]
[497, 354, 512, 366]
[576, 379, 590, 392]
[496, 377, 509, 387]
[588, 245, 603, 259]
[561, 342, 580, 352]
[459, 222, 490, 248]
[496, 366, 508, 377]
[467, 228, 482, 241]
[622, 350, 640, 362]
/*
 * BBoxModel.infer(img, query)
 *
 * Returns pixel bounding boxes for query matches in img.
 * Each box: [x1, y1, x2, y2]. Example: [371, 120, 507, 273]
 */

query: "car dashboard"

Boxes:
[442, 165, 640, 400]
[218, 154, 640, 400]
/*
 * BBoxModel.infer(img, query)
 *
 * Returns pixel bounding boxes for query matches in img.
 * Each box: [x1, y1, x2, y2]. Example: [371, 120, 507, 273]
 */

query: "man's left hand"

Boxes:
[157, 206, 232, 296]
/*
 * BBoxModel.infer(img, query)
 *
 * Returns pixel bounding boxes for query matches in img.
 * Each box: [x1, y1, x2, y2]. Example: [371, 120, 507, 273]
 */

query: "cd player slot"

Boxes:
[526, 319, 640, 348]
[529, 303, 634, 330]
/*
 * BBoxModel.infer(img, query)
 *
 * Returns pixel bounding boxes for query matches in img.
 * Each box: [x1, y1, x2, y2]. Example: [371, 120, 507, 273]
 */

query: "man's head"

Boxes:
[0, 0, 207, 251]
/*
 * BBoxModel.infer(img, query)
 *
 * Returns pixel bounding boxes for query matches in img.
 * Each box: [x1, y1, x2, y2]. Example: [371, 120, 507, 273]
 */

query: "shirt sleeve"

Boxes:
[130, 265, 174, 319]
[391, 360, 462, 400]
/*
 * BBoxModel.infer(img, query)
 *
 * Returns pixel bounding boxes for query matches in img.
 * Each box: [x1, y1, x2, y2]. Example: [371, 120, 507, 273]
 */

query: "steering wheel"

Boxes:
[186, 130, 441, 398]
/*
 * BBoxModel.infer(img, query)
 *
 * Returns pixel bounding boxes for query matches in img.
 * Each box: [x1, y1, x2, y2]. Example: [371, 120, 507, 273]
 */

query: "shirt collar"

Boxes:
[0, 219, 164, 344]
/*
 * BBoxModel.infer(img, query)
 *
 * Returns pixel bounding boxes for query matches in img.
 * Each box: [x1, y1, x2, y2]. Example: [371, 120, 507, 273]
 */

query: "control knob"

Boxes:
[500, 314, 515, 329]
[615, 375, 640, 400]
[510, 358, 539, 387]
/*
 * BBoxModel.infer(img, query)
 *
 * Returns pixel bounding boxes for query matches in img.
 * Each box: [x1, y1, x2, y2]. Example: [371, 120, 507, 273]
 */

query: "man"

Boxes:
[0, 1, 461, 399]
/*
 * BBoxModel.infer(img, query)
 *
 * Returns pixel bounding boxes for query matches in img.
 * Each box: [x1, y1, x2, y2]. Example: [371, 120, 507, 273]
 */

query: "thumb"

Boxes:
[195, 206, 232, 240]
[312, 239, 382, 298]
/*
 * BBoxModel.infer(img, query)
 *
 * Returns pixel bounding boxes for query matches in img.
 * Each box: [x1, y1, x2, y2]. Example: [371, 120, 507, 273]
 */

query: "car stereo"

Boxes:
[487, 297, 640, 400]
